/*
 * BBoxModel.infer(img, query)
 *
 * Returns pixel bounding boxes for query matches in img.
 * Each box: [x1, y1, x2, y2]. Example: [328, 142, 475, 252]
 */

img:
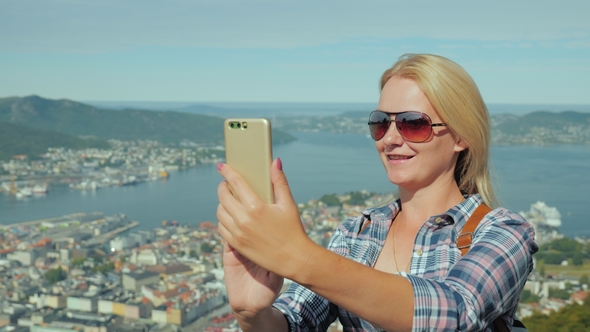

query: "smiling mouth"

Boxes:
[388, 155, 413, 160]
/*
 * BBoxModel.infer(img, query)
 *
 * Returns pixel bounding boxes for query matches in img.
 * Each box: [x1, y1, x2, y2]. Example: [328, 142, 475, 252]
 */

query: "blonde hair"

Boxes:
[380, 54, 497, 207]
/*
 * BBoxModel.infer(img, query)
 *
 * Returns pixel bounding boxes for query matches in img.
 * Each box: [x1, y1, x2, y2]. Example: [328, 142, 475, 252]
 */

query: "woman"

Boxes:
[217, 54, 538, 331]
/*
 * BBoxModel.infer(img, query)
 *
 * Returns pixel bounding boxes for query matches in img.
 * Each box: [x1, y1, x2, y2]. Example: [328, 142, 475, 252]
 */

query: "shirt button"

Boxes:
[416, 249, 423, 256]
[435, 217, 443, 224]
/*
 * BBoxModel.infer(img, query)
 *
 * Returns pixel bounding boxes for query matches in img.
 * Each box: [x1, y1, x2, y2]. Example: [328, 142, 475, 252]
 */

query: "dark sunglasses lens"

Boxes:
[368, 111, 390, 140]
[396, 112, 432, 142]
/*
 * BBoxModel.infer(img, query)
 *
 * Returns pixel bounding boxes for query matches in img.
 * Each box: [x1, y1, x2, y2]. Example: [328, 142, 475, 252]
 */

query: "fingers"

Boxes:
[217, 163, 259, 207]
[218, 159, 296, 213]
[217, 176, 241, 218]
[217, 179, 235, 206]
[217, 217, 233, 250]
[270, 158, 296, 207]
[218, 216, 251, 265]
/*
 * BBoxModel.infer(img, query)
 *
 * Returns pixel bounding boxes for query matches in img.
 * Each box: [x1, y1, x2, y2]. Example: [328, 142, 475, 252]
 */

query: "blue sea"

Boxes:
[1, 131, 589, 238]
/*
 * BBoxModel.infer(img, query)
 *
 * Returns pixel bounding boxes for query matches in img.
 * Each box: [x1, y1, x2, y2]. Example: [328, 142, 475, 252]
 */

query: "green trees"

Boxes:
[520, 289, 540, 303]
[549, 288, 571, 300]
[92, 262, 115, 273]
[318, 191, 376, 207]
[0, 121, 110, 161]
[521, 297, 590, 331]
[346, 191, 374, 205]
[535, 237, 588, 266]
[548, 238, 582, 252]
[45, 267, 67, 284]
[318, 194, 340, 207]
[71, 258, 85, 266]
[201, 242, 215, 254]
[573, 252, 585, 266]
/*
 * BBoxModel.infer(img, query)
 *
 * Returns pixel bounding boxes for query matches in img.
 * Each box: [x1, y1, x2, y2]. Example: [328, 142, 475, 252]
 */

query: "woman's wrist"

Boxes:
[235, 306, 289, 332]
[280, 237, 326, 282]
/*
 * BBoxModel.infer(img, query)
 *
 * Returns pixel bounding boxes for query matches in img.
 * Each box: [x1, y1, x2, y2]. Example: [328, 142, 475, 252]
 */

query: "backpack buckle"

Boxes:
[457, 232, 473, 253]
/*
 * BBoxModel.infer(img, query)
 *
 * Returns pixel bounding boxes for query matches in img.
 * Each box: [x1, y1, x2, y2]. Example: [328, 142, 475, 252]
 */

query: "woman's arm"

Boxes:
[217, 162, 536, 331]
[272, 210, 535, 332]
[294, 243, 416, 331]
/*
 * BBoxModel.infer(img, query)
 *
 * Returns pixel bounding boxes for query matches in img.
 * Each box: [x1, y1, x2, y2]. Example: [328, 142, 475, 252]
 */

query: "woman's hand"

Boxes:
[217, 158, 315, 329]
[221, 241, 284, 320]
[217, 158, 315, 279]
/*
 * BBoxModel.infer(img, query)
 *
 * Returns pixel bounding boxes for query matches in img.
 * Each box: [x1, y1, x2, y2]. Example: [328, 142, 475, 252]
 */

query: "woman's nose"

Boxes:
[381, 122, 405, 146]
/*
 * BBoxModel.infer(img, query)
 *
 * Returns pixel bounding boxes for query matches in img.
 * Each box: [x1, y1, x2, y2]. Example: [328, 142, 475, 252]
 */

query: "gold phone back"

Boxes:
[223, 118, 274, 204]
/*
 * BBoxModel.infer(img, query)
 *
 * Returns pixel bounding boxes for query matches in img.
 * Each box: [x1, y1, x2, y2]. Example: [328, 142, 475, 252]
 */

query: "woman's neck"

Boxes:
[397, 181, 465, 228]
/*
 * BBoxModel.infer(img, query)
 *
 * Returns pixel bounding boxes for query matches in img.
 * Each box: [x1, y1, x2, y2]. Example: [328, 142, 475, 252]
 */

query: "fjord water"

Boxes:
[1, 131, 589, 237]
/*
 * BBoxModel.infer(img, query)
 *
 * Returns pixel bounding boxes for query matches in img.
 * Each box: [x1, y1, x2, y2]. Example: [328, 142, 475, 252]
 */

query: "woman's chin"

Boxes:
[387, 175, 415, 189]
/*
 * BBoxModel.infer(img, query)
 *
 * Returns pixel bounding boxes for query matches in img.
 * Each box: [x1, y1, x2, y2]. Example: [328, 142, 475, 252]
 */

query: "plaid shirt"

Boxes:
[274, 195, 538, 332]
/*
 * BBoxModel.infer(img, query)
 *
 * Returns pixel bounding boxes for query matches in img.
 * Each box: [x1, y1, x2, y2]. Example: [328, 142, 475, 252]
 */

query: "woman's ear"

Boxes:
[453, 137, 469, 152]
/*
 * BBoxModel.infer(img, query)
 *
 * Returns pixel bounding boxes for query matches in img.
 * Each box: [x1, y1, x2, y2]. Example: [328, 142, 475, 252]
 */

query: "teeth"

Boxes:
[389, 155, 411, 160]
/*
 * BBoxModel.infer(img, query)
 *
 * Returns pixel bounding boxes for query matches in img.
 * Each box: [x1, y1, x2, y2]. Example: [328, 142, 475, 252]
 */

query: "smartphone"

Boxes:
[223, 118, 274, 204]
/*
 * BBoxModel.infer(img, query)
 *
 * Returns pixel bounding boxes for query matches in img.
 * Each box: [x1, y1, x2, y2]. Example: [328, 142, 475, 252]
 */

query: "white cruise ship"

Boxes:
[520, 201, 563, 244]
[529, 201, 562, 228]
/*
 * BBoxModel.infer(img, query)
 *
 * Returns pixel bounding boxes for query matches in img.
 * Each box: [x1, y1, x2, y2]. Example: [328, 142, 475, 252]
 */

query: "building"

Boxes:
[133, 249, 158, 266]
[7, 251, 38, 266]
[122, 271, 160, 292]
[66, 295, 98, 312]
[147, 263, 193, 281]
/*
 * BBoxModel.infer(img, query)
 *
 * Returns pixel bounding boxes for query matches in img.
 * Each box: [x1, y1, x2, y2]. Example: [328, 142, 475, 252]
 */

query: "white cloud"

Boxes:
[566, 39, 590, 49]
[1, 0, 589, 52]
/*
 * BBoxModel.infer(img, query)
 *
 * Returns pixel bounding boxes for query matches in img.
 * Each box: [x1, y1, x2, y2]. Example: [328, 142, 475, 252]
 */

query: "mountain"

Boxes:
[176, 104, 237, 116]
[491, 111, 590, 145]
[0, 121, 110, 161]
[493, 110, 590, 134]
[0, 95, 296, 145]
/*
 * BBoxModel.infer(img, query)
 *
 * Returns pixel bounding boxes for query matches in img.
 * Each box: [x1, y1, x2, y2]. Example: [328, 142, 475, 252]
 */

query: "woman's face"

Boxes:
[375, 76, 467, 192]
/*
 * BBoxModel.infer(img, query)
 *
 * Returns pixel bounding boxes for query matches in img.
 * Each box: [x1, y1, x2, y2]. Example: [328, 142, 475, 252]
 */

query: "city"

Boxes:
[0, 102, 589, 331]
[0, 140, 223, 197]
[1, 187, 588, 331]
[3, 1, 589, 330]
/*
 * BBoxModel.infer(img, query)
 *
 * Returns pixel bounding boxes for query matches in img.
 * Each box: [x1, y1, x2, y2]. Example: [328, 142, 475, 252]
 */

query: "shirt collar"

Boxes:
[361, 193, 483, 227]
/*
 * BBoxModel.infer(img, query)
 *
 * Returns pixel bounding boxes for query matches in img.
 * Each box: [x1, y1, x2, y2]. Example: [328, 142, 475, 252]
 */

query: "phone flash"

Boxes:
[242, 122, 248, 129]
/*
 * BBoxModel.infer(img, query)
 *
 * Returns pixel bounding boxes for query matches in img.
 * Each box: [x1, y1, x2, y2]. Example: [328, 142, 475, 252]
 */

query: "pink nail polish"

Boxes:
[276, 158, 283, 171]
[217, 163, 224, 171]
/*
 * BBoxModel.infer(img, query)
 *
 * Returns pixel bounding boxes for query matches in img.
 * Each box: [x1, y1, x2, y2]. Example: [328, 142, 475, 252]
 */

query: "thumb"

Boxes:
[270, 158, 295, 206]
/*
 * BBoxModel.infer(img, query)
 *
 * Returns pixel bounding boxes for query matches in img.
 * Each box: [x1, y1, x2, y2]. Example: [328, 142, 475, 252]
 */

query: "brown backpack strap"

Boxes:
[457, 203, 492, 255]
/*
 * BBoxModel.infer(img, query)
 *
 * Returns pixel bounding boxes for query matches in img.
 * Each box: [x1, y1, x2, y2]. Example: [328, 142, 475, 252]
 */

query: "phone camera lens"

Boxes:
[236, 123, 241, 128]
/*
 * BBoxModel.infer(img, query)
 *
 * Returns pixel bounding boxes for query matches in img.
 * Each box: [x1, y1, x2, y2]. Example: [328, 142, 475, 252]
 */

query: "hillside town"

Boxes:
[1, 190, 588, 331]
[0, 140, 224, 196]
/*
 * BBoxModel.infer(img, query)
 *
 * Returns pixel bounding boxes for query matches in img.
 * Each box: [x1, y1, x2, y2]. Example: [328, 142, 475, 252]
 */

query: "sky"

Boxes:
[1, 0, 590, 105]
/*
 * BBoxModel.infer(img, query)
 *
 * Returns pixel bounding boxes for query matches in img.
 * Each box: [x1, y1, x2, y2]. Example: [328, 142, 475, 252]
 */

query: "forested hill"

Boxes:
[0, 121, 110, 161]
[0, 95, 296, 145]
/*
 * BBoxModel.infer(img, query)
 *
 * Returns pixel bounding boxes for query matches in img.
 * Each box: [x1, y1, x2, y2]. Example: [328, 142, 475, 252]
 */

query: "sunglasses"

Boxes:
[368, 110, 447, 142]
